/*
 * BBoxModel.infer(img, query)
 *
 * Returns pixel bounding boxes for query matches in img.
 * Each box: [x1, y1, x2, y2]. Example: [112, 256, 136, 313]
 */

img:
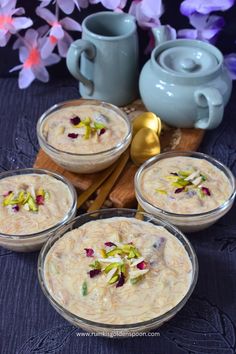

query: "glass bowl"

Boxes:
[0, 168, 77, 252]
[135, 151, 236, 233]
[38, 208, 198, 336]
[37, 99, 132, 174]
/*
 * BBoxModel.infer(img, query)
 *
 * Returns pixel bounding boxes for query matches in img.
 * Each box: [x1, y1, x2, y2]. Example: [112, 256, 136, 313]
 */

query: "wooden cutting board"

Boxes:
[34, 99, 205, 208]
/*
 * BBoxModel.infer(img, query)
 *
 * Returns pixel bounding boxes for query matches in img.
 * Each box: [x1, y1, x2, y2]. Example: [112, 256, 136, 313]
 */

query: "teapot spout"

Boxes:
[152, 25, 176, 47]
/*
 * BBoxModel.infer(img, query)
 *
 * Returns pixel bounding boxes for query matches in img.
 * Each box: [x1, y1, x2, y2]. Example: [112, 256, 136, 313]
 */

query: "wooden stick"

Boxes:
[88, 149, 130, 212]
[77, 161, 118, 209]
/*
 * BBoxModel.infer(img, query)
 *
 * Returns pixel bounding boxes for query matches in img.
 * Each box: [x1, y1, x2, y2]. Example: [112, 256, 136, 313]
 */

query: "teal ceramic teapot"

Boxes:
[139, 26, 232, 129]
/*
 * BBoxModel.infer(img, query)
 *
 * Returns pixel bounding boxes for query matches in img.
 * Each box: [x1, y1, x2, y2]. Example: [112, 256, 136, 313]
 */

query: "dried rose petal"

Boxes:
[12, 205, 19, 212]
[175, 187, 185, 193]
[170, 172, 178, 176]
[3, 191, 12, 197]
[104, 242, 116, 247]
[84, 248, 94, 257]
[201, 186, 211, 196]
[70, 116, 81, 125]
[36, 195, 44, 205]
[137, 261, 148, 270]
[88, 269, 101, 278]
[99, 128, 106, 136]
[68, 133, 78, 139]
[116, 272, 125, 288]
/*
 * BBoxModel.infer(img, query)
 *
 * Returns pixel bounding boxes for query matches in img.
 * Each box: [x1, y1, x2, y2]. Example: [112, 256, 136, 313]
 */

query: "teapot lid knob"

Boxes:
[180, 58, 198, 72]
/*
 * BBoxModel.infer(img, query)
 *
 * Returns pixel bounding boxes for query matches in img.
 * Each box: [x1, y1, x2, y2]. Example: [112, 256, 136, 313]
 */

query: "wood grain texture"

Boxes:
[34, 99, 205, 208]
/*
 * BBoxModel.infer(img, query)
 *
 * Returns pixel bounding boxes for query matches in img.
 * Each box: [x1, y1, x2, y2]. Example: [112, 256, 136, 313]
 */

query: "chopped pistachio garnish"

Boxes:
[162, 169, 210, 198]
[81, 281, 88, 296]
[2, 188, 50, 212]
[70, 116, 107, 140]
[86, 241, 149, 288]
[109, 274, 119, 284]
[155, 189, 167, 195]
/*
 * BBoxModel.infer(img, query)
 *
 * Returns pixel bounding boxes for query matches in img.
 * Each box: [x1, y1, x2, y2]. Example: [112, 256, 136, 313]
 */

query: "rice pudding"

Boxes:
[37, 101, 131, 173]
[44, 217, 193, 325]
[140, 156, 232, 214]
[0, 172, 76, 251]
[135, 153, 235, 232]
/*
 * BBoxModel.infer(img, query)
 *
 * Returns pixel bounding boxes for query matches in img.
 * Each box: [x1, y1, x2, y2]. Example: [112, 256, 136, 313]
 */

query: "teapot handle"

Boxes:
[194, 87, 224, 129]
[151, 25, 176, 47]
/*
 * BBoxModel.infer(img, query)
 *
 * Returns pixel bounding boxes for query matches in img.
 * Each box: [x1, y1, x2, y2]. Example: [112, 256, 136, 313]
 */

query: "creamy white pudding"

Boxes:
[37, 101, 131, 173]
[140, 156, 232, 214]
[42, 105, 128, 154]
[0, 174, 73, 235]
[44, 217, 193, 324]
[135, 153, 235, 232]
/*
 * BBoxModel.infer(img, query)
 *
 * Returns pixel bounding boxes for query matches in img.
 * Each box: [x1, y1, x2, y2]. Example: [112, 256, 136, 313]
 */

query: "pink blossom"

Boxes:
[39, 0, 89, 15]
[10, 29, 60, 89]
[36, 7, 81, 58]
[128, 0, 163, 29]
[0, 0, 32, 47]
[89, 0, 127, 11]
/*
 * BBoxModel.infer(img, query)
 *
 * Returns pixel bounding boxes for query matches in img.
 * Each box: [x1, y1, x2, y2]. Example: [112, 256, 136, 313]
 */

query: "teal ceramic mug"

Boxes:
[66, 11, 139, 106]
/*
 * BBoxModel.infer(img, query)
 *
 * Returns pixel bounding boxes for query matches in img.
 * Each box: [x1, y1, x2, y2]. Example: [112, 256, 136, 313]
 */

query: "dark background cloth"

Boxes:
[1, 1, 236, 353]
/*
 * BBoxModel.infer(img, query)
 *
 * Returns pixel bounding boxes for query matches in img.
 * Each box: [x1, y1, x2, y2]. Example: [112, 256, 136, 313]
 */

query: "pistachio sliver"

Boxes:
[81, 281, 88, 296]
[108, 274, 119, 284]
[100, 249, 107, 258]
[2, 192, 14, 206]
[155, 189, 167, 195]
[28, 196, 38, 211]
[106, 267, 118, 282]
[106, 248, 123, 257]
[23, 192, 31, 205]
[130, 276, 142, 285]
[178, 170, 193, 177]
[93, 122, 106, 130]
[104, 262, 120, 274]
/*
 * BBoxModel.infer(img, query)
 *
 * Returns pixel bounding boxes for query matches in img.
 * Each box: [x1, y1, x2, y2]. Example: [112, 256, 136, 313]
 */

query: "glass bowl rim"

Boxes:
[38, 208, 198, 330]
[36, 99, 132, 157]
[135, 151, 236, 219]
[0, 168, 77, 239]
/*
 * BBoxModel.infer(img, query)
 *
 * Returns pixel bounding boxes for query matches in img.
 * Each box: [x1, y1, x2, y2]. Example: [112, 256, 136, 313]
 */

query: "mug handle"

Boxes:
[194, 87, 224, 129]
[66, 39, 96, 96]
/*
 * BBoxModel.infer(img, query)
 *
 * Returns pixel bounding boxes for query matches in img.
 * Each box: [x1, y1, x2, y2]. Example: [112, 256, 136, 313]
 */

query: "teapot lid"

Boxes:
[154, 40, 222, 78]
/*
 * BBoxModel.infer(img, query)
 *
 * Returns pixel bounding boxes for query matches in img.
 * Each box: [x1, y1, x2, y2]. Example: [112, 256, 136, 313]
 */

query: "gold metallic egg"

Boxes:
[132, 112, 162, 137]
[130, 127, 161, 166]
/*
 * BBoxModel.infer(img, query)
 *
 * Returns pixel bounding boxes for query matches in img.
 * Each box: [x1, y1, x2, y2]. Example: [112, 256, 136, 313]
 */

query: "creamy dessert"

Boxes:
[44, 217, 193, 324]
[139, 156, 232, 215]
[42, 105, 129, 154]
[0, 174, 73, 235]
[38, 102, 131, 173]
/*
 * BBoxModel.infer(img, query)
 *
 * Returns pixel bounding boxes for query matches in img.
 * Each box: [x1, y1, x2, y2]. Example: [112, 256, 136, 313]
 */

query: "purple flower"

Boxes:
[39, 0, 89, 14]
[128, 0, 163, 29]
[180, 0, 235, 17]
[36, 7, 81, 58]
[224, 54, 236, 80]
[89, 0, 127, 11]
[178, 13, 225, 43]
[0, 0, 33, 47]
[10, 28, 60, 89]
